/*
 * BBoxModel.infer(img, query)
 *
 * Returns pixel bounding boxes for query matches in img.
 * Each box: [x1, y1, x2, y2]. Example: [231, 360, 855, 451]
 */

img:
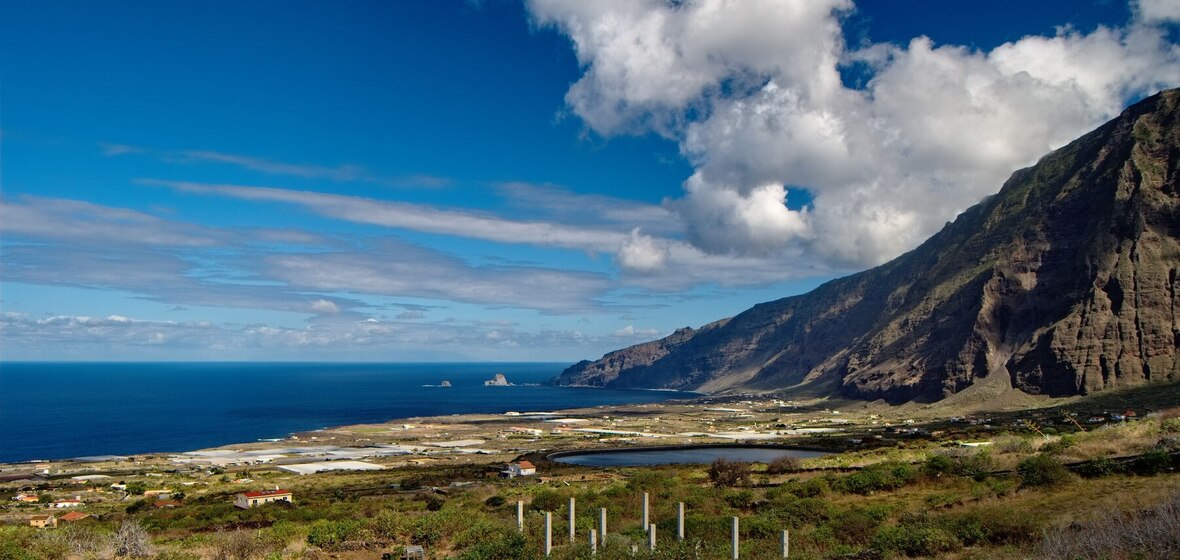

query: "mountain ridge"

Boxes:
[555, 89, 1180, 402]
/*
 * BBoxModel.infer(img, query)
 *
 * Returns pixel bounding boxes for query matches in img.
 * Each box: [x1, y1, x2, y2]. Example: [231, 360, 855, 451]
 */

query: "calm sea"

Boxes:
[0, 362, 684, 463]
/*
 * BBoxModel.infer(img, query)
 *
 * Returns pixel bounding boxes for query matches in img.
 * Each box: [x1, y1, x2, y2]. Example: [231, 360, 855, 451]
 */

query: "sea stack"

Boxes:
[484, 373, 511, 386]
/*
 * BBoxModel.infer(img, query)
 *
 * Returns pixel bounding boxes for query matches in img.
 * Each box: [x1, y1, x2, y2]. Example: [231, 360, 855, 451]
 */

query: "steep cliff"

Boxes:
[555, 89, 1180, 402]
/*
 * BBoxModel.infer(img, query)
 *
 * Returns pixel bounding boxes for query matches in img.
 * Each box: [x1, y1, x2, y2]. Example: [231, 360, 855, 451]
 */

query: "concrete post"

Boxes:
[590, 529, 597, 556]
[732, 517, 739, 559]
[599, 507, 607, 545]
[544, 512, 552, 557]
[516, 500, 524, 533]
[649, 524, 656, 550]
[642, 493, 649, 532]
[569, 497, 576, 542]
[781, 529, 789, 558]
[677, 502, 685, 541]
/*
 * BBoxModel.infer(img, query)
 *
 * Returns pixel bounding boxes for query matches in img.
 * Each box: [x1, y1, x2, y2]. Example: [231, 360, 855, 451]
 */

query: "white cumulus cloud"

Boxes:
[530, 0, 1180, 266]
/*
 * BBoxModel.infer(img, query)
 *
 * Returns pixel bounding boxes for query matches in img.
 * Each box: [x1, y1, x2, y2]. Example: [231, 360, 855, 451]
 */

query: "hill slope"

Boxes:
[556, 89, 1180, 402]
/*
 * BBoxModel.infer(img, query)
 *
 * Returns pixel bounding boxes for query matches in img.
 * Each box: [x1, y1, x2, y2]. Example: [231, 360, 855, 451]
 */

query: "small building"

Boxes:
[59, 511, 92, 523]
[49, 499, 82, 508]
[13, 493, 39, 503]
[29, 515, 57, 529]
[234, 489, 293, 509]
[501, 461, 536, 478]
[154, 500, 181, 509]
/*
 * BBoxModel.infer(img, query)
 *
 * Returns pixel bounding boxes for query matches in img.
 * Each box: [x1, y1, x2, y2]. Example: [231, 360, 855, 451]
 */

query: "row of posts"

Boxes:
[517, 493, 790, 558]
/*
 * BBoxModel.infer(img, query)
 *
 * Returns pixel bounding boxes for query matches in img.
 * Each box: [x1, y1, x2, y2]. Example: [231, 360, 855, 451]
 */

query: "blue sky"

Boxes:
[2, 0, 1177, 361]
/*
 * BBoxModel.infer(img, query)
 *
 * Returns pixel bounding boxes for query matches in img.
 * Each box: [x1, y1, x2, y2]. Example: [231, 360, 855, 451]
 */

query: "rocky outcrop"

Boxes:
[554, 89, 1180, 402]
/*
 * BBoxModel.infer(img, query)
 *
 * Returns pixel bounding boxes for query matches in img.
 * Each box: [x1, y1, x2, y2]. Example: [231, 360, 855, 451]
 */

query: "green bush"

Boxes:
[1017, 454, 1073, 488]
[1129, 450, 1173, 475]
[530, 489, 565, 512]
[1076, 457, 1122, 478]
[772, 477, 828, 499]
[724, 489, 756, 510]
[923, 455, 954, 477]
[872, 524, 961, 557]
[306, 519, 364, 550]
[828, 508, 885, 546]
[454, 531, 533, 560]
[829, 461, 919, 494]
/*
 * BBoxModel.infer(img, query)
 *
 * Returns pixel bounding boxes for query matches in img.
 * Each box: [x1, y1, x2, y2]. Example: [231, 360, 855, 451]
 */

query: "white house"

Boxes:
[501, 461, 537, 478]
[234, 489, 293, 509]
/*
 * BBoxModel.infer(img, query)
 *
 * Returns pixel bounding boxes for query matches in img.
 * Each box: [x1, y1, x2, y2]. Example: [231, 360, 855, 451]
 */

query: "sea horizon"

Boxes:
[0, 362, 688, 463]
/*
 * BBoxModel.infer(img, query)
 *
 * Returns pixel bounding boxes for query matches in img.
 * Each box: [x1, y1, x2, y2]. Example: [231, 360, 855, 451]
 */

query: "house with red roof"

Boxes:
[59, 511, 92, 522]
[501, 460, 537, 478]
[234, 489, 293, 509]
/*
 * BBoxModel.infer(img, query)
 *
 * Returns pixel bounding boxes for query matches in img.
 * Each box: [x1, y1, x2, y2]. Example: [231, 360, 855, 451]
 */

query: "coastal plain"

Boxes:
[3, 383, 1178, 559]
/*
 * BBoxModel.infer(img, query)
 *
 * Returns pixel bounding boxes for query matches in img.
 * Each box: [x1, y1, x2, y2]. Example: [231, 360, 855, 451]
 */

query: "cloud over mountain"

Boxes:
[530, 0, 1180, 266]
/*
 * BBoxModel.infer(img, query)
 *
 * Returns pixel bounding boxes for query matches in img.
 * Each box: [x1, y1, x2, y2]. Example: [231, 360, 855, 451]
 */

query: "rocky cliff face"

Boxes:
[555, 89, 1180, 402]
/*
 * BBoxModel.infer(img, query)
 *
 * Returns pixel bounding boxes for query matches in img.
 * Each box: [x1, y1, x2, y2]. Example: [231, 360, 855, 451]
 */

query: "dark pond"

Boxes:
[549, 445, 832, 467]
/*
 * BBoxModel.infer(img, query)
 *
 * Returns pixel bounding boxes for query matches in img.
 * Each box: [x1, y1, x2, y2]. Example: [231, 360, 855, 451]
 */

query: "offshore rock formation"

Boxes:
[484, 373, 512, 386]
[556, 89, 1180, 402]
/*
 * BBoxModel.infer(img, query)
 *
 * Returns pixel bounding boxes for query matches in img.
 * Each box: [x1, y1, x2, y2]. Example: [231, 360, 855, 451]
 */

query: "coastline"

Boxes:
[0, 391, 871, 478]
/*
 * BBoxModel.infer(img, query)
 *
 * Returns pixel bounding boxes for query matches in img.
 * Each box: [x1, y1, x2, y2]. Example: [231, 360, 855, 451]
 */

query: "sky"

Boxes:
[2, 0, 1179, 362]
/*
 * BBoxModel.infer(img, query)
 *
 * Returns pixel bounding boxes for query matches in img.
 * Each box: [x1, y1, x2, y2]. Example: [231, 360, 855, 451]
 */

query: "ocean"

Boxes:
[0, 362, 685, 463]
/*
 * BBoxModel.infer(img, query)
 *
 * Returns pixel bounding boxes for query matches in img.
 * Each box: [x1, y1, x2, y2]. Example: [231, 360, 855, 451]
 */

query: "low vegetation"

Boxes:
[3, 404, 1179, 559]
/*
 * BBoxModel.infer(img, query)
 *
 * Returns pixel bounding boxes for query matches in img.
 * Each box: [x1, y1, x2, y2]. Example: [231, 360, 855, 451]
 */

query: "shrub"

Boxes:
[772, 477, 828, 499]
[1076, 457, 1121, 478]
[1129, 449, 1173, 475]
[923, 455, 954, 477]
[953, 450, 995, 480]
[1017, 454, 1072, 488]
[829, 508, 885, 546]
[724, 489, 756, 510]
[766, 456, 801, 474]
[530, 489, 564, 512]
[872, 524, 961, 557]
[454, 531, 531, 560]
[709, 459, 752, 487]
[766, 497, 830, 527]
[306, 520, 363, 550]
[830, 461, 918, 494]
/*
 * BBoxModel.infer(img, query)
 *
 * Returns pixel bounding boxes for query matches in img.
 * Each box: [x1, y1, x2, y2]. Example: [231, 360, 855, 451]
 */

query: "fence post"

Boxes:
[732, 516, 739, 559]
[782, 529, 789, 558]
[677, 502, 685, 540]
[544, 512, 552, 557]
[590, 529, 597, 556]
[569, 497, 576, 543]
[642, 492, 649, 532]
[599, 507, 607, 545]
[516, 500, 524, 533]
[649, 524, 656, 550]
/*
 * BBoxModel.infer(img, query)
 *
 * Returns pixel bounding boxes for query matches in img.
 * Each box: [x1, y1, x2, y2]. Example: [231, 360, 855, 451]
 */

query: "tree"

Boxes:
[709, 459, 751, 487]
[124, 481, 147, 496]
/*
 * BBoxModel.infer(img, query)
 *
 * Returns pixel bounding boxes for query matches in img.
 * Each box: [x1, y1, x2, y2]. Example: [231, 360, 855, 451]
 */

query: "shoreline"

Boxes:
[0, 391, 864, 476]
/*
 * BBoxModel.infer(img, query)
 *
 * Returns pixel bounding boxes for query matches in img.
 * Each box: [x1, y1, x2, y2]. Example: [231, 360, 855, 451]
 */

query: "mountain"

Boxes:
[556, 89, 1180, 403]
